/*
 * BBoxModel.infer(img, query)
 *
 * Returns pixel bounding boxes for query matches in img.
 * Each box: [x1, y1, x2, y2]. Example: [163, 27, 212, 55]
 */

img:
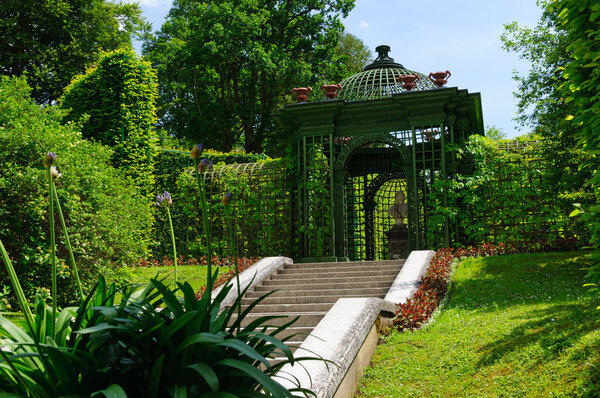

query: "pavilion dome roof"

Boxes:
[336, 45, 437, 101]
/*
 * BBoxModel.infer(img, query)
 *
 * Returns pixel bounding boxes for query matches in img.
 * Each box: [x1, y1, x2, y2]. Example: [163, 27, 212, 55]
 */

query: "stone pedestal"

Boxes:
[385, 223, 409, 259]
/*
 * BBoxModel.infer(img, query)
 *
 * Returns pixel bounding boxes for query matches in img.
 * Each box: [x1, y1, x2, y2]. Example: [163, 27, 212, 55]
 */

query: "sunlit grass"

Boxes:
[357, 251, 600, 397]
[128, 265, 234, 293]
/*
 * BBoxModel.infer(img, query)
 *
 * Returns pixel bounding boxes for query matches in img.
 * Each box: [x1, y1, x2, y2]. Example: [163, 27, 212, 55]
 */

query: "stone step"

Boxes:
[273, 267, 401, 279]
[241, 292, 386, 306]
[255, 279, 394, 291]
[264, 326, 313, 341]
[284, 260, 404, 269]
[260, 274, 395, 286]
[230, 312, 326, 327]
[244, 302, 335, 314]
[245, 286, 390, 299]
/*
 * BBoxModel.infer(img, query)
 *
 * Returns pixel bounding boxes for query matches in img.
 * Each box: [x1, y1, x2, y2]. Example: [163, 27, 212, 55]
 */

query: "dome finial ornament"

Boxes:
[363, 44, 404, 71]
[374, 45, 393, 62]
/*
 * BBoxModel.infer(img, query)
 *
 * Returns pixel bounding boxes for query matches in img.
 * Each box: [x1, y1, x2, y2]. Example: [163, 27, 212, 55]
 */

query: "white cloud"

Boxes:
[136, 0, 172, 8]
[359, 21, 369, 30]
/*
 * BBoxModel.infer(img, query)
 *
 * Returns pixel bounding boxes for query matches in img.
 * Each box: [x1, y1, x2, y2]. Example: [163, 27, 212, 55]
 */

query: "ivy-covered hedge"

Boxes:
[0, 76, 153, 305]
[427, 135, 591, 248]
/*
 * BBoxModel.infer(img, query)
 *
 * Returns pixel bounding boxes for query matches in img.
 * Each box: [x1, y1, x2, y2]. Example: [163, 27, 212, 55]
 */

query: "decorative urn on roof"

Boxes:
[321, 84, 342, 100]
[291, 86, 312, 103]
[429, 70, 451, 87]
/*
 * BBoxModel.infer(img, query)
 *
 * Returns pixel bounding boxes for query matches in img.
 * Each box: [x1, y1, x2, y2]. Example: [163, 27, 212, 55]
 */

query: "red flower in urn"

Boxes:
[291, 86, 312, 103]
[428, 70, 451, 88]
[321, 83, 342, 100]
[397, 74, 420, 91]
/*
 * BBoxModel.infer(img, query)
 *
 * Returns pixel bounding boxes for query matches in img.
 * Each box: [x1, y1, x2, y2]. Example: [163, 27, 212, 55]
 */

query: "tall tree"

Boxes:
[143, 0, 355, 155]
[551, 0, 600, 279]
[501, 1, 593, 211]
[0, 0, 147, 104]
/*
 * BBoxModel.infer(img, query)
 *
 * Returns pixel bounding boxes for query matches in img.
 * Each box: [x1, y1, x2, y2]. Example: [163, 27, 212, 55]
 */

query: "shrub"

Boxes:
[0, 272, 310, 397]
[60, 49, 158, 196]
[0, 76, 153, 305]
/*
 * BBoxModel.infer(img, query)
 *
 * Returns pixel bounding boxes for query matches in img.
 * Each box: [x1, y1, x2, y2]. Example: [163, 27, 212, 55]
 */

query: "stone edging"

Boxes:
[384, 250, 435, 304]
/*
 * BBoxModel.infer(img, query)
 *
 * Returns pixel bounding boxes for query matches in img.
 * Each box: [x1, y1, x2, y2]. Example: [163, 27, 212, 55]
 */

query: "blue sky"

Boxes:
[133, 0, 543, 138]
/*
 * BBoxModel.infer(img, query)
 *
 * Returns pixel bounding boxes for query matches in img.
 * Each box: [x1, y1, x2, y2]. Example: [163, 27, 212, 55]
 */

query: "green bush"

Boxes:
[60, 49, 158, 196]
[0, 76, 153, 305]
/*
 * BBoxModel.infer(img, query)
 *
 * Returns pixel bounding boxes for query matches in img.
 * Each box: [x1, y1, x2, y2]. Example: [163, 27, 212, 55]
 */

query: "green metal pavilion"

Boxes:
[279, 45, 484, 262]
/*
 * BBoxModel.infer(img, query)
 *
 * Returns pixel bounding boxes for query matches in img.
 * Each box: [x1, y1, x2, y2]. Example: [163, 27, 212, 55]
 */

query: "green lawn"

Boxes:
[126, 265, 233, 293]
[357, 251, 600, 397]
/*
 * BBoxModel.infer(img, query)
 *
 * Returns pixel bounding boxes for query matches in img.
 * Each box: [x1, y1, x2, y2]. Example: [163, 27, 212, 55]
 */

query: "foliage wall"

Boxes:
[152, 150, 285, 258]
[427, 135, 589, 249]
[0, 76, 153, 305]
[552, 0, 600, 282]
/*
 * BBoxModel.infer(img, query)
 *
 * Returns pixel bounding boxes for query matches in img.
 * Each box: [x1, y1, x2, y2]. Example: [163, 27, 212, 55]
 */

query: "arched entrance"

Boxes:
[333, 135, 415, 261]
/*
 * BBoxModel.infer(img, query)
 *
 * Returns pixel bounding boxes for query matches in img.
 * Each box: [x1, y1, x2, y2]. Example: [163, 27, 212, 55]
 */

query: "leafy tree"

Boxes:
[551, 0, 600, 280]
[501, 1, 593, 217]
[60, 49, 158, 196]
[322, 31, 371, 83]
[0, 0, 147, 104]
[143, 0, 355, 155]
[485, 125, 507, 141]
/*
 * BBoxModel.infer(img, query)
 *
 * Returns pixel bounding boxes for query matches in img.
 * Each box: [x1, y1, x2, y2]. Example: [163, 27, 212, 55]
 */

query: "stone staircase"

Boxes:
[230, 259, 405, 348]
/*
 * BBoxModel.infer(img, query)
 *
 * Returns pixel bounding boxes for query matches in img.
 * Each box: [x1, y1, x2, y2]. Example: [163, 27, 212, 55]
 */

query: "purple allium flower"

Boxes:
[43, 152, 57, 167]
[191, 144, 203, 159]
[156, 191, 173, 207]
[221, 192, 233, 205]
[197, 158, 212, 173]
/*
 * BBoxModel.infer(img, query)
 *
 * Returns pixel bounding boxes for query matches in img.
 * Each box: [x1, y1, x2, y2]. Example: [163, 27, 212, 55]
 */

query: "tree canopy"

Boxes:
[0, 0, 147, 104]
[143, 0, 356, 155]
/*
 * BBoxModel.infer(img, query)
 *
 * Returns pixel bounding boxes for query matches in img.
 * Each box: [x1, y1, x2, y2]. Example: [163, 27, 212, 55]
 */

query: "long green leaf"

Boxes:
[176, 332, 224, 353]
[215, 339, 270, 368]
[217, 359, 291, 398]
[0, 239, 34, 328]
[147, 353, 165, 398]
[91, 384, 128, 398]
[187, 362, 219, 391]
[174, 385, 188, 398]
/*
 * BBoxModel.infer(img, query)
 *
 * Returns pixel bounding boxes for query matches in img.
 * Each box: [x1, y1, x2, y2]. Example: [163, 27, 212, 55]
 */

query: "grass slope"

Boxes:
[357, 251, 600, 397]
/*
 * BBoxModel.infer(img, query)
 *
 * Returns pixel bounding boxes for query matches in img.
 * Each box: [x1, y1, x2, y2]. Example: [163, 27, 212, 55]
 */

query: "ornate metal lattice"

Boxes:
[334, 45, 437, 101]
